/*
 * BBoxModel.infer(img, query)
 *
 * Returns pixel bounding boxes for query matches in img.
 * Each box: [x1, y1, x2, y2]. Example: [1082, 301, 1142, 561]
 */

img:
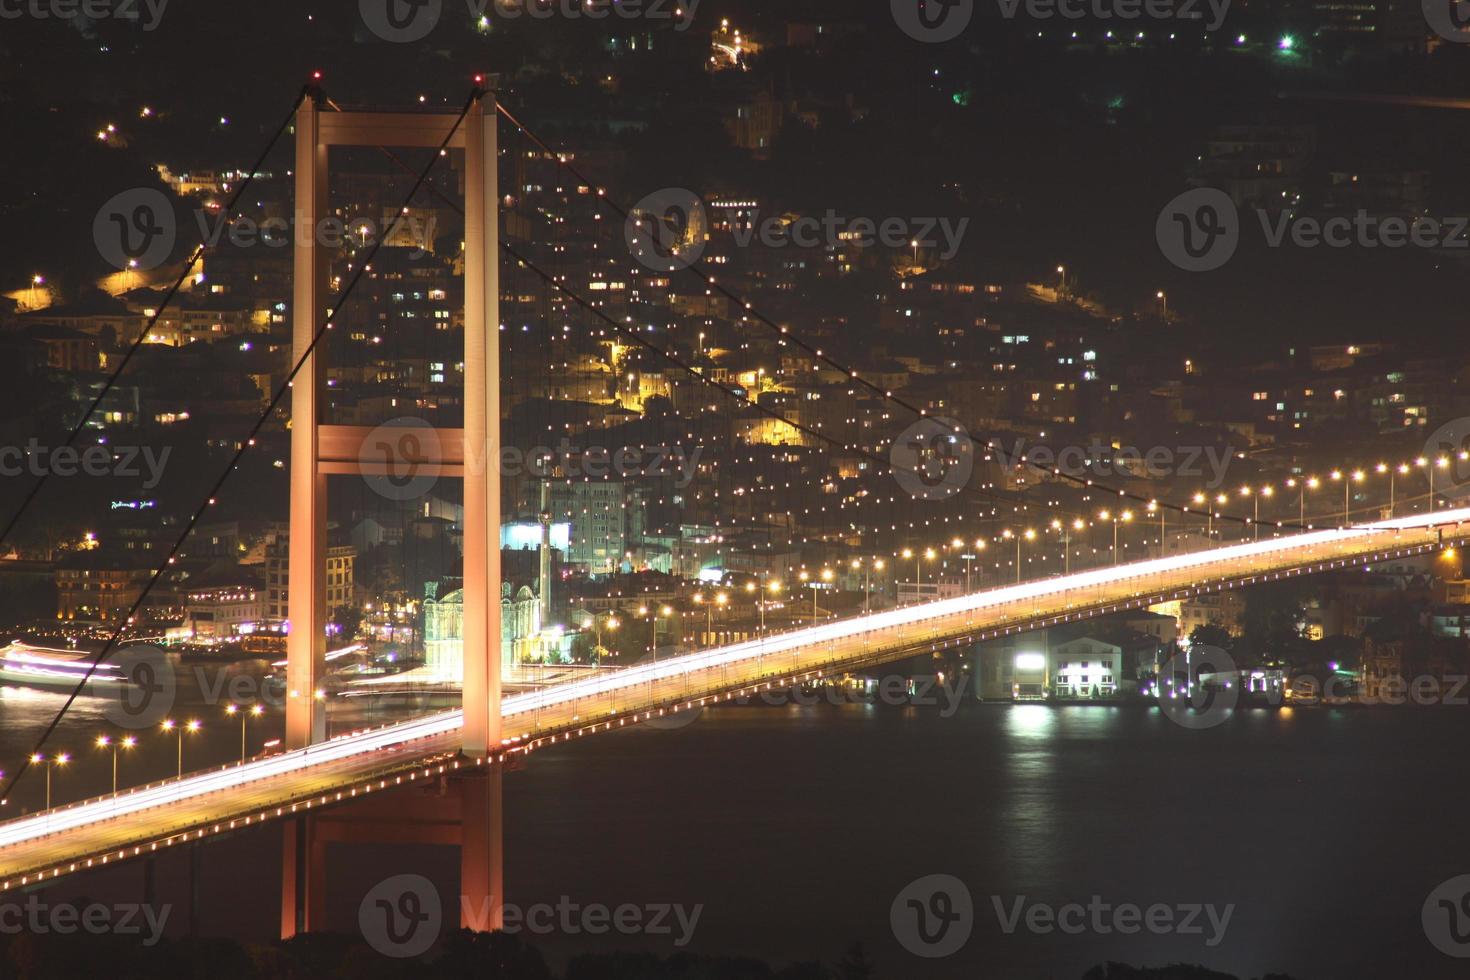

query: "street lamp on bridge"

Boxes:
[900, 548, 936, 602]
[95, 735, 136, 794]
[1063, 518, 1084, 573]
[1417, 456, 1450, 514]
[225, 704, 265, 765]
[30, 752, 68, 810]
[851, 558, 884, 614]
[1330, 469, 1365, 525]
[161, 719, 201, 779]
[1377, 462, 1410, 517]
[1100, 509, 1132, 564]
[693, 591, 729, 638]
[798, 569, 833, 621]
[1239, 485, 1272, 540]
[1284, 476, 1320, 528]
[952, 540, 984, 591]
[1003, 528, 1037, 582]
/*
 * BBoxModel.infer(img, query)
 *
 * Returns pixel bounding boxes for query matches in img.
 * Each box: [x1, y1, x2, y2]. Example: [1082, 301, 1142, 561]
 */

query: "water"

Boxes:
[5, 684, 1469, 978]
[0, 662, 290, 812]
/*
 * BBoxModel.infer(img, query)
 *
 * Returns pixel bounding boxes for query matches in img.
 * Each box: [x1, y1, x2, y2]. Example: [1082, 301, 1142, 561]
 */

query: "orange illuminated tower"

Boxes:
[283, 85, 503, 937]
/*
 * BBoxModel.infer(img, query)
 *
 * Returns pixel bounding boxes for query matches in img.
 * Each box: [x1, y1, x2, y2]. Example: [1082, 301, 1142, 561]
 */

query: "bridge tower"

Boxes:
[282, 85, 504, 938]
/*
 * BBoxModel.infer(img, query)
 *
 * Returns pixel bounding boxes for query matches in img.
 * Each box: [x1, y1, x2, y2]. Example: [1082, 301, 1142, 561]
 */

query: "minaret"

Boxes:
[538, 478, 552, 631]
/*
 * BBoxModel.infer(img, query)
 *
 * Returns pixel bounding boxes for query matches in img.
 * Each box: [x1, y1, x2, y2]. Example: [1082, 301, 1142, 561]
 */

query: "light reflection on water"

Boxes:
[502, 698, 1470, 980]
[3, 683, 1468, 978]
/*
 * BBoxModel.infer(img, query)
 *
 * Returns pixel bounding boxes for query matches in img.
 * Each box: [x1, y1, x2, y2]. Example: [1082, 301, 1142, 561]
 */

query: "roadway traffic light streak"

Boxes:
[0, 508, 1464, 894]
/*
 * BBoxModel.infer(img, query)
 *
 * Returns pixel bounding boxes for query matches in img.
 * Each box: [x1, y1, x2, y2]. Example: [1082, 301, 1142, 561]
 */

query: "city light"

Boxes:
[0, 504, 1466, 858]
[1, 36, 1465, 963]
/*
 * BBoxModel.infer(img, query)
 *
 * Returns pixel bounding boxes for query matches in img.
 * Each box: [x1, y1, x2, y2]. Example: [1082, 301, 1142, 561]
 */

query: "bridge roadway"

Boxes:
[2, 509, 1468, 890]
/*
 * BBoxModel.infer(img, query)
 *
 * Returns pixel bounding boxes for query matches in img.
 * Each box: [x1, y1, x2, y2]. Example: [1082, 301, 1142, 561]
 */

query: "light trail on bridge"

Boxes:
[1, 507, 1466, 888]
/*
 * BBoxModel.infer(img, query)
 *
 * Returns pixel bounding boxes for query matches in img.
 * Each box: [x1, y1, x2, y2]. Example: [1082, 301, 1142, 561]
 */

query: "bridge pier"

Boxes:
[189, 843, 202, 939]
[278, 769, 504, 939]
[459, 764, 505, 932]
[280, 814, 326, 938]
[142, 854, 155, 909]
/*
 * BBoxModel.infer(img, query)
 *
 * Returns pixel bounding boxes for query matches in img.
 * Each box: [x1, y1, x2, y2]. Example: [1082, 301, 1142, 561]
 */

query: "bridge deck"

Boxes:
[3, 511, 1466, 890]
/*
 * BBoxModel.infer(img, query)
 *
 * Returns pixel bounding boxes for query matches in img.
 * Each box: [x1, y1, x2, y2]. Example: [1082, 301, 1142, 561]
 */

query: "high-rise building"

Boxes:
[265, 540, 355, 622]
[550, 481, 647, 574]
